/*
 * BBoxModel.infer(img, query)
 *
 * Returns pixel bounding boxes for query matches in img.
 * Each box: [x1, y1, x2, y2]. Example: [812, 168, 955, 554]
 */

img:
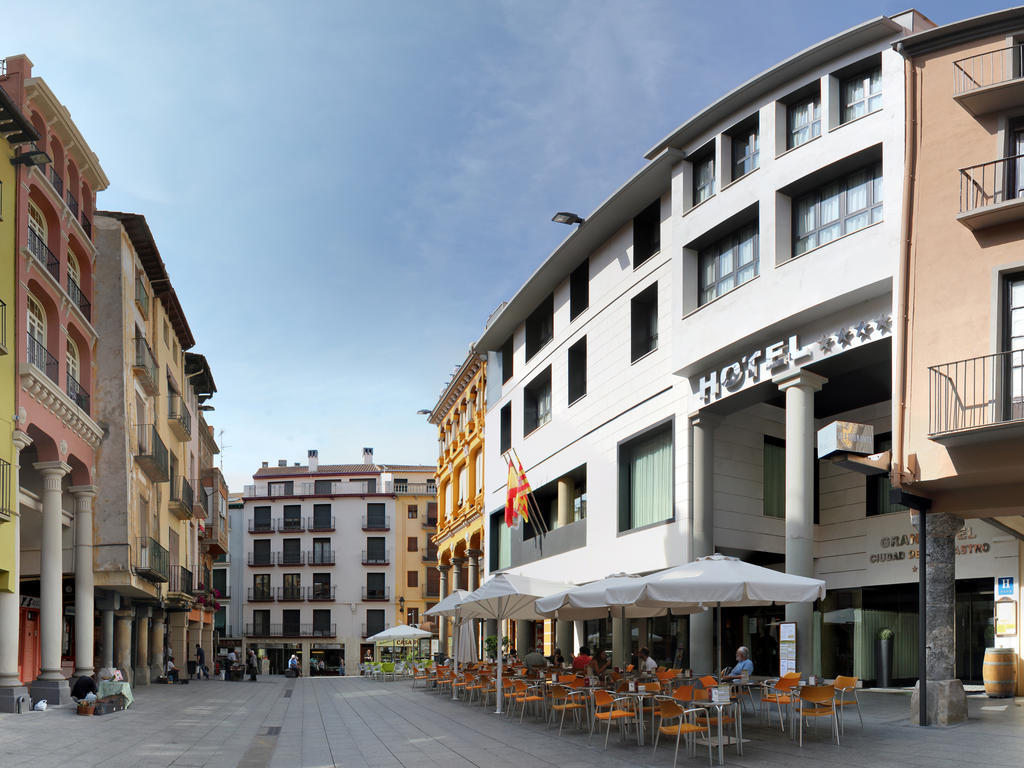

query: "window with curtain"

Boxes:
[841, 66, 882, 123]
[793, 162, 882, 256]
[523, 366, 552, 434]
[699, 224, 758, 306]
[763, 436, 785, 518]
[787, 95, 821, 149]
[476, 451, 484, 493]
[618, 423, 673, 532]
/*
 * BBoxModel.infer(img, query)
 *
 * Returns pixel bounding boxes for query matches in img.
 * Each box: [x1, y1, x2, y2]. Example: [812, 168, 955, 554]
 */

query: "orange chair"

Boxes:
[699, 675, 718, 689]
[547, 684, 587, 736]
[615, 679, 631, 693]
[656, 668, 677, 684]
[760, 672, 800, 731]
[833, 675, 863, 733]
[589, 690, 638, 749]
[672, 684, 694, 703]
[653, 698, 712, 768]
[797, 685, 839, 746]
[466, 674, 486, 704]
[512, 679, 546, 723]
[625, 664, 635, 673]
[638, 680, 663, 731]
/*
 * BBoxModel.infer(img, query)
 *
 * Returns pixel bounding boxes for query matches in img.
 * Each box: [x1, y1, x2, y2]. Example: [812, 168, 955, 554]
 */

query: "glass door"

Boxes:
[1005, 273, 1024, 421]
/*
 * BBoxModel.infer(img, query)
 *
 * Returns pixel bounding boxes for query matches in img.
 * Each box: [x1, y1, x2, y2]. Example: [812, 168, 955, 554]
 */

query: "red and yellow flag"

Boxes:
[515, 459, 532, 523]
[505, 459, 519, 528]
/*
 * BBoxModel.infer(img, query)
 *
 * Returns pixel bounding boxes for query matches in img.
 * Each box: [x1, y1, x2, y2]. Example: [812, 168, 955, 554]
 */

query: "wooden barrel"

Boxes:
[983, 647, 1016, 698]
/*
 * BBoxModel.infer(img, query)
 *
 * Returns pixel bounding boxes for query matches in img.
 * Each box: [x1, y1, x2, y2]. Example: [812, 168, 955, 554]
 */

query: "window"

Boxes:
[365, 502, 386, 529]
[252, 539, 271, 566]
[26, 294, 47, 374]
[500, 336, 514, 384]
[523, 366, 552, 435]
[252, 573, 270, 600]
[407, 607, 419, 625]
[426, 567, 440, 596]
[66, 335, 80, 384]
[763, 437, 785, 519]
[500, 403, 512, 454]
[788, 96, 821, 149]
[366, 609, 385, 637]
[313, 479, 332, 494]
[282, 573, 301, 600]
[366, 572, 386, 599]
[692, 151, 715, 205]
[426, 501, 438, 526]
[312, 503, 332, 530]
[525, 294, 554, 361]
[282, 609, 300, 636]
[281, 504, 301, 531]
[568, 337, 586, 404]
[489, 510, 511, 571]
[407, 504, 418, 519]
[251, 609, 270, 636]
[281, 538, 301, 565]
[407, 570, 419, 588]
[211, 568, 226, 597]
[866, 434, 907, 517]
[730, 122, 759, 180]
[252, 506, 271, 531]
[67, 250, 81, 289]
[458, 465, 468, 505]
[312, 573, 331, 599]
[841, 66, 882, 123]
[793, 163, 882, 256]
[618, 422, 673, 532]
[630, 283, 658, 362]
[570, 258, 589, 320]
[268, 481, 293, 496]
[163, 320, 170, 347]
[1006, 272, 1024, 420]
[407, 536, 418, 552]
[365, 537, 386, 563]
[312, 609, 331, 636]
[633, 199, 661, 267]
[698, 223, 758, 305]
[312, 537, 332, 565]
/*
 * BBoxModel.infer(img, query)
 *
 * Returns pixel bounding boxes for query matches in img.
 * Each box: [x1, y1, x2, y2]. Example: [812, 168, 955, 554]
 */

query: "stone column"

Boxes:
[466, 549, 481, 591]
[301, 640, 311, 677]
[775, 370, 827, 678]
[556, 477, 574, 529]
[556, 619, 574, 664]
[0, 431, 32, 713]
[134, 608, 151, 685]
[689, 414, 718, 674]
[925, 512, 964, 680]
[70, 485, 96, 679]
[438, 565, 450, 655]
[150, 609, 165, 681]
[452, 557, 466, 593]
[114, 609, 133, 683]
[611, 615, 629, 669]
[30, 461, 71, 706]
[101, 609, 115, 669]
[515, 620, 532, 654]
[202, 621, 214, 676]
[168, 612, 188, 675]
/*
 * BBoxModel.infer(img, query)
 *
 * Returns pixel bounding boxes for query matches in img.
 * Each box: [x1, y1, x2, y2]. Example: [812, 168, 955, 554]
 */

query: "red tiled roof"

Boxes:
[253, 463, 434, 478]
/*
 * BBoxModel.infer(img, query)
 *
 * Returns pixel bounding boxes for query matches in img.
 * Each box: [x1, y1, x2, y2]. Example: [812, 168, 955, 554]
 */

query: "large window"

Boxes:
[525, 294, 554, 361]
[500, 336, 514, 384]
[313, 479, 332, 494]
[282, 504, 302, 531]
[499, 403, 512, 454]
[570, 258, 589, 320]
[699, 224, 758, 305]
[618, 422, 673, 532]
[763, 437, 785, 519]
[365, 502, 386, 529]
[633, 199, 661, 268]
[366, 572, 386, 600]
[866, 434, 907, 517]
[841, 66, 882, 123]
[251, 539, 271, 566]
[730, 120, 759, 181]
[793, 163, 882, 256]
[312, 503, 332, 529]
[692, 151, 715, 206]
[788, 96, 821, 149]
[366, 609, 385, 637]
[1006, 273, 1024, 421]
[281, 538, 302, 565]
[313, 609, 332, 636]
[252, 573, 271, 600]
[251, 609, 270, 636]
[312, 537, 333, 565]
[568, 337, 586, 404]
[630, 284, 658, 362]
[282, 573, 301, 600]
[523, 366, 552, 435]
[312, 573, 332, 599]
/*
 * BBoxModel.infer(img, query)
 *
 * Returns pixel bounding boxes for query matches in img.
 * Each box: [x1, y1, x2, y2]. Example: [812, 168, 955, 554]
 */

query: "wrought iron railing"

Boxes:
[277, 549, 305, 566]
[361, 623, 390, 638]
[362, 514, 390, 531]
[929, 350, 1024, 435]
[953, 43, 1024, 95]
[0, 458, 11, 518]
[167, 393, 192, 437]
[81, 213, 91, 238]
[309, 550, 336, 566]
[67, 190, 79, 217]
[0, 298, 6, 354]
[362, 586, 391, 601]
[309, 585, 335, 601]
[248, 551, 273, 566]
[248, 519, 273, 533]
[361, 549, 388, 565]
[168, 566, 194, 595]
[278, 516, 304, 532]
[48, 167, 63, 196]
[171, 475, 194, 510]
[135, 424, 169, 478]
[137, 537, 169, 581]
[27, 228, 59, 282]
[135, 275, 149, 316]
[67, 275, 91, 321]
[244, 623, 336, 638]
[133, 335, 158, 387]
[26, 335, 58, 383]
[277, 586, 305, 601]
[306, 515, 335, 532]
[248, 587, 275, 602]
[66, 371, 89, 414]
[960, 153, 1024, 213]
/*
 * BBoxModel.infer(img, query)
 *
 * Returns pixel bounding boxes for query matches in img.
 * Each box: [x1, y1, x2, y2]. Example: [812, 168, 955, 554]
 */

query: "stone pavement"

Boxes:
[1, 675, 1023, 768]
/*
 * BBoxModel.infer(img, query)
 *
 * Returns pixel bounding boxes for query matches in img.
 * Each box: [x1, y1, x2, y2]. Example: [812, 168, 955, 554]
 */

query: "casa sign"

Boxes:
[696, 314, 893, 405]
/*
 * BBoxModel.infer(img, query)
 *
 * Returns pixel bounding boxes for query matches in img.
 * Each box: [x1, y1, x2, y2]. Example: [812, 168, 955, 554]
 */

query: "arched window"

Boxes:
[27, 294, 46, 344]
[28, 203, 46, 238]
[66, 335, 80, 384]
[67, 250, 80, 288]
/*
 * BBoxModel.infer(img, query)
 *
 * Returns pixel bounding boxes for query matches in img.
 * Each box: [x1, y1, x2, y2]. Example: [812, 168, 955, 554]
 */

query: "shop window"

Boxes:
[524, 294, 553, 361]
[500, 336, 514, 384]
[523, 366, 552, 435]
[568, 337, 587, 404]
[698, 224, 758, 305]
[500, 403, 512, 454]
[630, 284, 658, 361]
[618, 422, 673, 532]
[633, 199, 661, 267]
[570, 258, 589, 320]
[793, 163, 882, 256]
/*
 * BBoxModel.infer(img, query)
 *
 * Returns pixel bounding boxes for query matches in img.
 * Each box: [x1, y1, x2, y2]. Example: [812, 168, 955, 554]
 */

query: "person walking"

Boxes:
[225, 649, 237, 681]
[247, 649, 258, 682]
[195, 644, 209, 680]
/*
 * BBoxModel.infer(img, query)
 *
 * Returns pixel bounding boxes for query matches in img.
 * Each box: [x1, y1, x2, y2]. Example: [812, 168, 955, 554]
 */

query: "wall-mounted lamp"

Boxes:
[552, 211, 585, 226]
[10, 144, 51, 168]
[416, 409, 431, 415]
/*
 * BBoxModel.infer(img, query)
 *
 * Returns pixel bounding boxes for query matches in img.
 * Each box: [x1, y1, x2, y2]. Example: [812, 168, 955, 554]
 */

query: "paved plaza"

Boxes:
[1, 676, 1023, 768]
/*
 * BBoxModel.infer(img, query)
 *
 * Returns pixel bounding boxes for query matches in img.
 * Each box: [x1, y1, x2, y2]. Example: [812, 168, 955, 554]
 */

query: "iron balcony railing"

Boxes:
[422, 549, 438, 564]
[309, 585, 335, 601]
[277, 550, 305, 566]
[170, 475, 194, 511]
[168, 566, 194, 595]
[248, 551, 273, 566]
[66, 275, 91, 322]
[361, 549, 388, 565]
[953, 42, 1024, 95]
[137, 537, 169, 582]
[306, 516, 335, 532]
[132, 335, 158, 392]
[278, 516, 304, 532]
[249, 519, 273, 533]
[66, 371, 89, 414]
[0, 299, 7, 355]
[361, 623, 390, 638]
[244, 623, 336, 638]
[66, 190, 78, 217]
[423, 515, 438, 528]
[27, 228, 59, 282]
[308, 550, 336, 566]
[135, 275, 149, 316]
[0, 458, 12, 519]
[48, 167, 63, 196]
[135, 424, 169, 481]
[929, 350, 1024, 436]
[362, 586, 391, 601]
[81, 213, 91, 238]
[277, 586, 305, 601]
[167, 393, 192, 438]
[393, 481, 437, 495]
[26, 335, 58, 384]
[421, 585, 439, 599]
[960, 153, 1024, 213]
[248, 587, 275, 602]
[362, 514, 390, 531]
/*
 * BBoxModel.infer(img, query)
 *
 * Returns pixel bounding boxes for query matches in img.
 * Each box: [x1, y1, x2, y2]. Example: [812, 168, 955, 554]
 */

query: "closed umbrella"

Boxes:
[459, 572, 572, 714]
[425, 589, 472, 700]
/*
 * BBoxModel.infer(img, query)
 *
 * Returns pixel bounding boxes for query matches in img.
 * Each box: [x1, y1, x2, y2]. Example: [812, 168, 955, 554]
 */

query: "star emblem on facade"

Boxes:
[854, 320, 873, 340]
[837, 328, 855, 348]
[818, 334, 837, 353]
[876, 314, 893, 334]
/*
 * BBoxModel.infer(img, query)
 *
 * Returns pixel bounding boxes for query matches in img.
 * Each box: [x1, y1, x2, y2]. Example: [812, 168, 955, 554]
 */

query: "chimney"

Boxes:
[308, 449, 319, 473]
[278, 459, 287, 467]
[362, 447, 374, 465]
[261, 461, 268, 468]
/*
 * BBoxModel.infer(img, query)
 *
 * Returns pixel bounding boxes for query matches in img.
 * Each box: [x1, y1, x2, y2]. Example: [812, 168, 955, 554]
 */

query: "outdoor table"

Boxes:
[97, 680, 133, 708]
[614, 687, 659, 746]
[695, 698, 742, 766]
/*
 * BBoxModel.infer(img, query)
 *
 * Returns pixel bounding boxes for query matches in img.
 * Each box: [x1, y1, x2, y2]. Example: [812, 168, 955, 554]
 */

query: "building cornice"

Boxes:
[429, 352, 485, 425]
[20, 362, 103, 448]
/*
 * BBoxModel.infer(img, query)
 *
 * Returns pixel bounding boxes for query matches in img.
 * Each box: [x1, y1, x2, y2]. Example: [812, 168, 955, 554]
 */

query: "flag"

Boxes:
[505, 459, 519, 528]
[515, 459, 532, 523]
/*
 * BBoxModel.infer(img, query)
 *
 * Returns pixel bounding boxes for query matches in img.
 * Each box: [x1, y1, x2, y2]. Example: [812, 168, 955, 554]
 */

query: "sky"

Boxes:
[4, 0, 1011, 491]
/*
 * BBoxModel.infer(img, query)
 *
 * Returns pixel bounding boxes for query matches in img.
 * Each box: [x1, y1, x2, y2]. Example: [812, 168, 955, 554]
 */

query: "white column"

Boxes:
[689, 413, 718, 674]
[775, 370, 827, 677]
[31, 461, 71, 705]
[0, 432, 32, 712]
[438, 565, 450, 655]
[70, 485, 96, 678]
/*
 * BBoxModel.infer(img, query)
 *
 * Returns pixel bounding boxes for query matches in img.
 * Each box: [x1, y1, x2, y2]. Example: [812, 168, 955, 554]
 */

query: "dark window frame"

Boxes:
[499, 403, 512, 454]
[691, 149, 716, 206]
[729, 119, 759, 180]
[630, 283, 658, 362]
[523, 366, 552, 435]
[617, 420, 674, 533]
[568, 337, 587, 405]
[524, 294, 554, 361]
[569, 258, 590, 320]
[698, 223, 758, 306]
[633, 199, 661, 268]
[500, 336, 514, 384]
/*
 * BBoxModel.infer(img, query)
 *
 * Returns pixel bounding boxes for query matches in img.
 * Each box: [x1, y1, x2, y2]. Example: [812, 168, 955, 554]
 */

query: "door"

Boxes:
[19, 607, 40, 683]
[1005, 272, 1024, 421]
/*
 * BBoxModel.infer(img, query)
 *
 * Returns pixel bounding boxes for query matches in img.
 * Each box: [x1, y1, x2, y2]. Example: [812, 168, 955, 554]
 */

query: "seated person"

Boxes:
[551, 648, 565, 667]
[571, 646, 592, 672]
[587, 649, 611, 678]
[638, 646, 658, 674]
[166, 656, 180, 683]
[522, 647, 548, 669]
[721, 646, 754, 681]
[71, 673, 98, 701]
[288, 654, 301, 676]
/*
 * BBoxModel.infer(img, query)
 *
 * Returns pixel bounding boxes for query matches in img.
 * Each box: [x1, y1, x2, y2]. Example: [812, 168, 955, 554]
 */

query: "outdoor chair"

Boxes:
[547, 684, 587, 736]
[412, 665, 432, 689]
[653, 698, 712, 768]
[511, 679, 546, 723]
[589, 690, 639, 749]
[760, 672, 800, 731]
[381, 662, 396, 681]
[452, 672, 471, 700]
[672, 684, 694, 704]
[833, 675, 863, 733]
[466, 674, 486, 704]
[797, 685, 840, 747]
[699, 675, 718, 689]
[656, 668, 677, 684]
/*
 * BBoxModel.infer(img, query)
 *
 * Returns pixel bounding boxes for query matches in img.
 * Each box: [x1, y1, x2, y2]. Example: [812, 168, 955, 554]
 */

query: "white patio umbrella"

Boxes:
[366, 623, 432, 666]
[425, 589, 473, 700]
[618, 554, 827, 673]
[459, 572, 572, 714]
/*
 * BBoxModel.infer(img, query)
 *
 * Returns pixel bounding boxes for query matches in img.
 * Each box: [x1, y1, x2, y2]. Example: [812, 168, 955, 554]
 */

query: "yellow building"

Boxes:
[428, 351, 486, 654]
[391, 473, 439, 644]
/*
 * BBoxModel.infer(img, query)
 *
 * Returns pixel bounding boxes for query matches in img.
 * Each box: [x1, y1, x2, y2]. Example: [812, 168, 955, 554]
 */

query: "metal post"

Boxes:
[919, 509, 928, 726]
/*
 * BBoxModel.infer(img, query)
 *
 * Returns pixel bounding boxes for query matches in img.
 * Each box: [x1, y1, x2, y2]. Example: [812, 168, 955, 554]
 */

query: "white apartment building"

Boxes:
[475, 11, 1011, 686]
[241, 450, 434, 675]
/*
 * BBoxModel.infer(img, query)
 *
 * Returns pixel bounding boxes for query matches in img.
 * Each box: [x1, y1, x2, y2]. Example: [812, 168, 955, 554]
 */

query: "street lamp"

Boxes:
[552, 211, 585, 226]
[399, 596, 406, 623]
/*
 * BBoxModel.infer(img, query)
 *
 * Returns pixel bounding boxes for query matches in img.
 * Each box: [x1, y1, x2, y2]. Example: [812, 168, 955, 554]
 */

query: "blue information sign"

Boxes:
[997, 576, 1014, 596]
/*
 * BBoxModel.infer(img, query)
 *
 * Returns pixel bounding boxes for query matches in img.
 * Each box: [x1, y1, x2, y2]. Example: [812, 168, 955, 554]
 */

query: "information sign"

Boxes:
[779, 621, 797, 677]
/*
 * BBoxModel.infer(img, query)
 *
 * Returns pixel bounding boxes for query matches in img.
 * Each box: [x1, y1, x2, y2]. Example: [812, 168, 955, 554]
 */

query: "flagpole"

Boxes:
[511, 448, 550, 534]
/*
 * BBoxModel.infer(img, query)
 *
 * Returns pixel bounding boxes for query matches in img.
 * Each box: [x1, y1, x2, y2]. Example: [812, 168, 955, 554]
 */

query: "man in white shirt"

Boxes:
[166, 656, 180, 683]
[638, 647, 658, 674]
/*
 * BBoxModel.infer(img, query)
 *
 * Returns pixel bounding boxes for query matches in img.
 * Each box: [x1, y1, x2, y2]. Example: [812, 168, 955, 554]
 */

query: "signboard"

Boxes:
[996, 599, 1017, 637]
[998, 576, 1015, 597]
[779, 621, 797, 677]
[817, 421, 874, 458]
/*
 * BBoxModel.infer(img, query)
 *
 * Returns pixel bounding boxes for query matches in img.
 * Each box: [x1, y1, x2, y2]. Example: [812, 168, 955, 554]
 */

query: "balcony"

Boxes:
[26, 228, 59, 282]
[244, 624, 337, 638]
[137, 537, 169, 582]
[135, 275, 149, 317]
[362, 514, 390, 531]
[958, 154, 1024, 230]
[421, 585, 439, 599]
[247, 587, 275, 602]
[277, 517, 305, 533]
[48, 166, 63, 196]
[192, 480, 207, 518]
[309, 585, 336, 601]
[67, 189, 78, 217]
[167, 393, 192, 441]
[0, 299, 7, 355]
[248, 519, 274, 533]
[308, 550, 336, 566]
[422, 515, 438, 529]
[134, 424, 169, 482]
[168, 566, 194, 596]
[66, 371, 89, 415]
[953, 43, 1024, 116]
[132, 335, 159, 395]
[361, 623, 390, 638]
[422, 549, 438, 564]
[66, 275, 91, 322]
[277, 550, 305, 567]
[929, 350, 1024, 446]
[169, 476, 194, 520]
[243, 478, 387, 497]
[0, 459, 11, 522]
[362, 549, 389, 566]
[394, 481, 437, 495]
[277, 586, 305, 602]
[26, 335, 58, 384]
[362, 586, 391, 601]
[306, 516, 335, 532]
[81, 212, 92, 238]
[248, 552, 273, 567]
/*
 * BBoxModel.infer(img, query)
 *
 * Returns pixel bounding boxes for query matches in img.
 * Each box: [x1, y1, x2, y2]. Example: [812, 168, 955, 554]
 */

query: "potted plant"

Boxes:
[876, 627, 895, 687]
